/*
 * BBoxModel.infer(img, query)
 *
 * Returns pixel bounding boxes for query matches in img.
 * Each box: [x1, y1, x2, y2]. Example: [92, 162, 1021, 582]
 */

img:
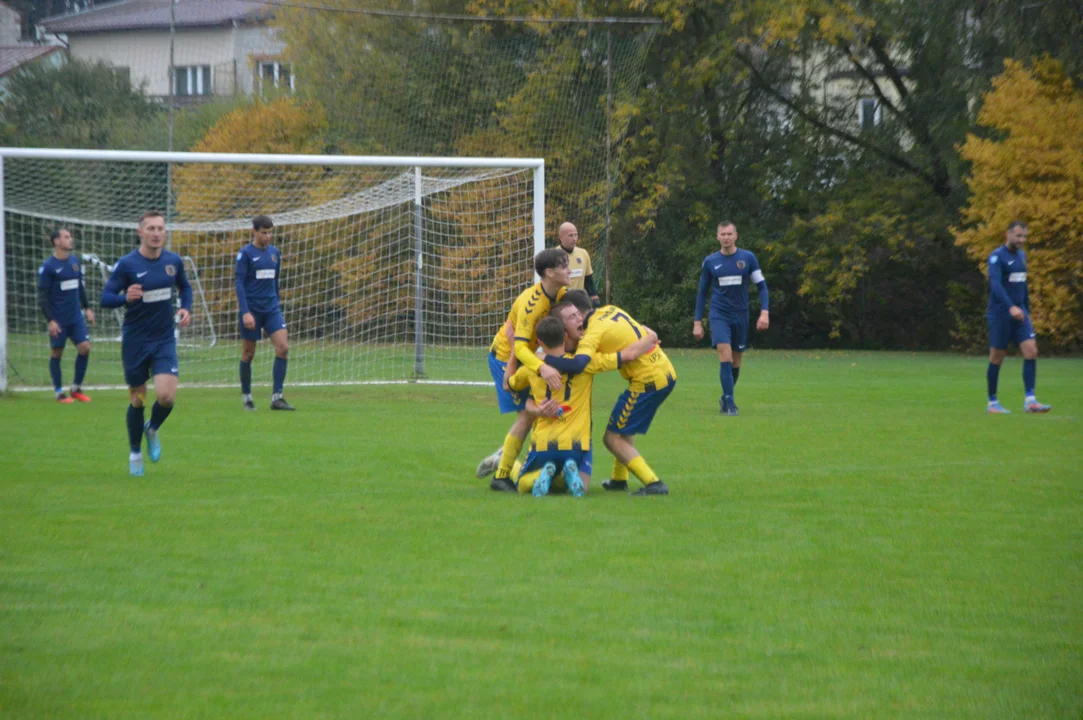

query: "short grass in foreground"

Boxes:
[1, 350, 1081, 719]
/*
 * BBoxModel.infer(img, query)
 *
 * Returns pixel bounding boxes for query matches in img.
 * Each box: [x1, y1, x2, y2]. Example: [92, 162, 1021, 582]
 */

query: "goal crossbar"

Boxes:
[0, 148, 546, 392]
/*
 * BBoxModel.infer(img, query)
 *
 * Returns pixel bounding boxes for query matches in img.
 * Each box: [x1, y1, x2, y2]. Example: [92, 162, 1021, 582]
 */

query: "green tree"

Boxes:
[0, 58, 161, 148]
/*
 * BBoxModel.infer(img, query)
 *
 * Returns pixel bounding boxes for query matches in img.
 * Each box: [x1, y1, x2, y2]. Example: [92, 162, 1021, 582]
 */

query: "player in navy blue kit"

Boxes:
[693, 221, 769, 416]
[985, 220, 1050, 414]
[101, 211, 192, 476]
[236, 214, 293, 411]
[38, 228, 95, 403]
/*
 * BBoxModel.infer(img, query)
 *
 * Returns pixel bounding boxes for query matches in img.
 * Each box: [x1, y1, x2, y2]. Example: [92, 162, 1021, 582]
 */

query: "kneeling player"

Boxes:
[504, 315, 657, 496]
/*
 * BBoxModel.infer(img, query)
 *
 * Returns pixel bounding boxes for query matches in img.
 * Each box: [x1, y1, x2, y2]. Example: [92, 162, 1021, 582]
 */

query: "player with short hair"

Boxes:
[985, 220, 1051, 414]
[38, 228, 95, 402]
[542, 290, 676, 496]
[475, 247, 570, 492]
[101, 211, 192, 476]
[236, 214, 294, 411]
[503, 313, 657, 496]
[557, 222, 601, 307]
[692, 221, 769, 416]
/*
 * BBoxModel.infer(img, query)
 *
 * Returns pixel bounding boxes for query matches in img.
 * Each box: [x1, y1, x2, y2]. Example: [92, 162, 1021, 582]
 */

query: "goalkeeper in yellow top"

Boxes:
[542, 290, 677, 495]
[476, 248, 570, 492]
[503, 314, 658, 496]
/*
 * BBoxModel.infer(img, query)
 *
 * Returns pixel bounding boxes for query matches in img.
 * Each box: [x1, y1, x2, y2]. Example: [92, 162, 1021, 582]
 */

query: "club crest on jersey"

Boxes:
[271, 252, 278, 263]
[577, 258, 582, 264]
[736, 260, 746, 269]
[165, 264, 176, 276]
[71, 263, 79, 272]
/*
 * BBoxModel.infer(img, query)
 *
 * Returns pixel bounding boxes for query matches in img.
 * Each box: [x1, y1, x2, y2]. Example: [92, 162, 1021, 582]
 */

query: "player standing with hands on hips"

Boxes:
[985, 220, 1050, 414]
[236, 214, 294, 411]
[693, 221, 769, 416]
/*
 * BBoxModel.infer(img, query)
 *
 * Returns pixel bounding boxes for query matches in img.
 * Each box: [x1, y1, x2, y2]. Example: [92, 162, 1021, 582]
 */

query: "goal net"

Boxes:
[0, 149, 543, 391]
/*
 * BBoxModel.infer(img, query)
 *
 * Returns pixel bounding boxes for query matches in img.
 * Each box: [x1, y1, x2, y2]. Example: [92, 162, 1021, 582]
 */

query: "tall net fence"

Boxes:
[2, 152, 540, 389]
[29, 2, 659, 287]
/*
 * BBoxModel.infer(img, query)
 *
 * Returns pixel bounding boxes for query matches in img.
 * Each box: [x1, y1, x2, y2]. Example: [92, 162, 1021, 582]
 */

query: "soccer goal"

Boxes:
[0, 148, 544, 391]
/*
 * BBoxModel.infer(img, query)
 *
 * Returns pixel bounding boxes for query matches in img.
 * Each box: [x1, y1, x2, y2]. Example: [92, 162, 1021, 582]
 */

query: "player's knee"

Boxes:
[602, 431, 618, 452]
[276, 342, 289, 358]
[77, 342, 90, 355]
[157, 391, 176, 408]
[50, 347, 64, 359]
[988, 349, 1005, 365]
[129, 388, 146, 407]
[241, 349, 255, 362]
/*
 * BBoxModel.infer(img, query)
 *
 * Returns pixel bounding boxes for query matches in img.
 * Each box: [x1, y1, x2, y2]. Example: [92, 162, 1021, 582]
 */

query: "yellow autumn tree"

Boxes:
[955, 59, 1083, 347]
[171, 97, 414, 342]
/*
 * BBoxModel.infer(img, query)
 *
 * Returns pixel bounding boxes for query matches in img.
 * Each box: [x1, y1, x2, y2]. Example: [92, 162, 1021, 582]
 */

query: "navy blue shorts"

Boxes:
[49, 316, 89, 349]
[240, 309, 287, 342]
[607, 379, 676, 436]
[122, 337, 178, 388]
[987, 312, 1035, 350]
[709, 315, 748, 351]
[488, 351, 530, 414]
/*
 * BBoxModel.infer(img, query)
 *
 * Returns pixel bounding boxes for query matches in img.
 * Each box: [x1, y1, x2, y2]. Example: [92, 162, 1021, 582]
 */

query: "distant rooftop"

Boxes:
[41, 0, 273, 34]
[0, 45, 62, 77]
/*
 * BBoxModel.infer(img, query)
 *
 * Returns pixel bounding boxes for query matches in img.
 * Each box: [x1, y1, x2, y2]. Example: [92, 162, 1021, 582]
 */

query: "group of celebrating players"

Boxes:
[472, 219, 771, 496]
[36, 212, 1049, 483]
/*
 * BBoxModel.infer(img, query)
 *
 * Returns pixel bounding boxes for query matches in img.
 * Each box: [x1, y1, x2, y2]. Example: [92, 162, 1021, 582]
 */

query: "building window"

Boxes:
[259, 61, 294, 92]
[859, 97, 881, 130]
[174, 65, 211, 96]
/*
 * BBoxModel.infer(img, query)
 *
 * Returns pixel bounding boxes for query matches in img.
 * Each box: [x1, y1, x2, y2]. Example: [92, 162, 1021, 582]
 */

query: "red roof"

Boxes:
[0, 45, 62, 78]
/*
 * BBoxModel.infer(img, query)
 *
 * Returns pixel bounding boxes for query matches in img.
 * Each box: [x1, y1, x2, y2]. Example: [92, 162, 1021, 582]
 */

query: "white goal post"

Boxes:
[0, 148, 545, 392]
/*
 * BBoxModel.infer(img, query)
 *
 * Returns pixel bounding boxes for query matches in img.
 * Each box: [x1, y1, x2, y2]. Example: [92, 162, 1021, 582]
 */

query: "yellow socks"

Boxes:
[628, 457, 659, 485]
[611, 460, 630, 482]
[494, 434, 524, 479]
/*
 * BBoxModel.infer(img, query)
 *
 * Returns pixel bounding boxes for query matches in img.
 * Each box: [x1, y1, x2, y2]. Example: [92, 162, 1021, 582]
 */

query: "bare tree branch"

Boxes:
[734, 48, 944, 192]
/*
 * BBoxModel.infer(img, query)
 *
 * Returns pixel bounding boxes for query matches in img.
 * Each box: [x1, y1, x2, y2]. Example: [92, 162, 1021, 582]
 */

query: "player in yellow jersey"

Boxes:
[557, 222, 601, 307]
[503, 315, 658, 496]
[476, 248, 570, 492]
[545, 290, 677, 495]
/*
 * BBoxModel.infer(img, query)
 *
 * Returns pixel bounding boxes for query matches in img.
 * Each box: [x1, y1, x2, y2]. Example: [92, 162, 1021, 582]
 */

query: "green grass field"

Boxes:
[2, 350, 1081, 718]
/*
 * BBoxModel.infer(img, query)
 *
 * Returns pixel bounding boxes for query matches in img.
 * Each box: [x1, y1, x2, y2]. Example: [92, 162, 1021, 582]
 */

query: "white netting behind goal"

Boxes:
[1, 153, 540, 390]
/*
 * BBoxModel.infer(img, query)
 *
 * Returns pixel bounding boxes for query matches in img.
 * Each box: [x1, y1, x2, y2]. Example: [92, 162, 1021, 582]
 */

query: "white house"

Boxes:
[40, 0, 292, 101]
[0, 0, 66, 94]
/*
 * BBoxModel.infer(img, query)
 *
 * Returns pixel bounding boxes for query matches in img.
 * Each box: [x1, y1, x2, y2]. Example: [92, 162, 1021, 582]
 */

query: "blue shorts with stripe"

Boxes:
[709, 314, 748, 350]
[517, 448, 593, 481]
[987, 312, 1035, 350]
[488, 351, 529, 414]
[122, 336, 178, 388]
[49, 316, 89, 349]
[239, 309, 286, 342]
[607, 378, 676, 436]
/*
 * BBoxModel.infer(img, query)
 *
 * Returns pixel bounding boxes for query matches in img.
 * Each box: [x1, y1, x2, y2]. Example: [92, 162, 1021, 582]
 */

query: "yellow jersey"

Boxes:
[564, 247, 593, 291]
[489, 282, 566, 370]
[508, 352, 619, 452]
[577, 305, 677, 393]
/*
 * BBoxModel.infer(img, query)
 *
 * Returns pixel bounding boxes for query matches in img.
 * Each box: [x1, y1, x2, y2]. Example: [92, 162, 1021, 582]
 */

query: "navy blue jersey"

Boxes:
[987, 245, 1029, 316]
[695, 249, 769, 321]
[101, 249, 192, 343]
[235, 243, 281, 315]
[37, 254, 85, 324]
